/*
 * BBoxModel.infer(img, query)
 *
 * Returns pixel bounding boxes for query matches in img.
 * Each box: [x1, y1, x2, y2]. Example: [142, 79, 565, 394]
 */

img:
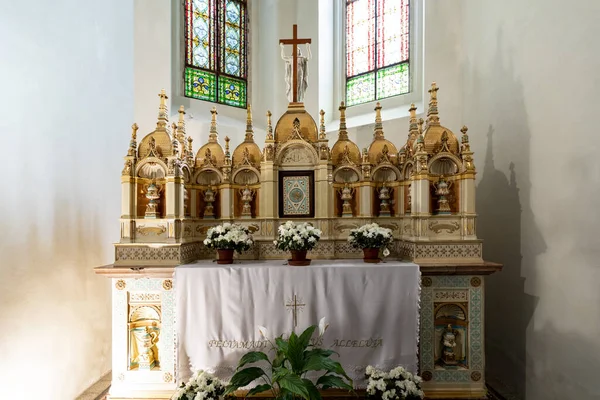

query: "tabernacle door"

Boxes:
[278, 170, 315, 218]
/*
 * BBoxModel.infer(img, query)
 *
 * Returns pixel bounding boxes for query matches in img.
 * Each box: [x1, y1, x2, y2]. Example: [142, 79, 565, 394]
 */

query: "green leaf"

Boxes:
[302, 354, 331, 373]
[224, 367, 266, 394]
[287, 331, 306, 373]
[273, 350, 286, 368]
[304, 348, 338, 360]
[302, 378, 323, 400]
[303, 356, 349, 381]
[272, 366, 291, 383]
[275, 337, 289, 353]
[237, 351, 269, 369]
[316, 374, 353, 391]
[246, 384, 272, 397]
[298, 325, 317, 349]
[278, 374, 310, 400]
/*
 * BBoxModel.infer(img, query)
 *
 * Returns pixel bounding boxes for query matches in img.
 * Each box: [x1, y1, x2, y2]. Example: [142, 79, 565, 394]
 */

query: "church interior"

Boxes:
[2, 1, 600, 399]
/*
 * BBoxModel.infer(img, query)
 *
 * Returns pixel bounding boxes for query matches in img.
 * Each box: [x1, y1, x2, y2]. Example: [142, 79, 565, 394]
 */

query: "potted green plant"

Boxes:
[365, 365, 424, 399]
[273, 221, 322, 266]
[347, 223, 393, 263]
[224, 319, 353, 399]
[203, 223, 254, 264]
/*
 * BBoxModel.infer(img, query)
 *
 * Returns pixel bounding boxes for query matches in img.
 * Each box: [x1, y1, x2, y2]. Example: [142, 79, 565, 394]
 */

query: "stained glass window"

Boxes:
[184, 0, 247, 108]
[346, 0, 409, 106]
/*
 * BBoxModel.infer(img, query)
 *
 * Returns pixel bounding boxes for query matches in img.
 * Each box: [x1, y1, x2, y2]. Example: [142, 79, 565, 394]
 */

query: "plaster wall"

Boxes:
[460, 0, 600, 398]
[0, 0, 133, 398]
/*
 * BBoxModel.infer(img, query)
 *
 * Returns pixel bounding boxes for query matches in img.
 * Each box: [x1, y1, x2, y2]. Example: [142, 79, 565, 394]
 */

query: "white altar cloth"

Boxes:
[175, 260, 420, 386]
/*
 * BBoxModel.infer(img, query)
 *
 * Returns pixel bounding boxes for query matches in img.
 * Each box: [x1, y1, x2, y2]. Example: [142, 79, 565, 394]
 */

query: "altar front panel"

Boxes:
[174, 260, 420, 387]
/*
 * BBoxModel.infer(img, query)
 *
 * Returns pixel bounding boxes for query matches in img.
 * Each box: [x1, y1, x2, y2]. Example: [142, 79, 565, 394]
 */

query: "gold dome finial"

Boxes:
[409, 103, 417, 116]
[374, 102, 384, 140]
[171, 122, 178, 139]
[157, 89, 169, 128]
[338, 101, 348, 140]
[418, 118, 425, 134]
[427, 82, 440, 126]
[224, 136, 230, 152]
[209, 107, 218, 142]
[319, 109, 326, 140]
[266, 110, 274, 141]
[244, 104, 254, 142]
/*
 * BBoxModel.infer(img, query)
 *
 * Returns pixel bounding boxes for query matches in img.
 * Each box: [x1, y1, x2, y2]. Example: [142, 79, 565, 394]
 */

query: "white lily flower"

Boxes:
[318, 317, 329, 336]
[258, 325, 269, 338]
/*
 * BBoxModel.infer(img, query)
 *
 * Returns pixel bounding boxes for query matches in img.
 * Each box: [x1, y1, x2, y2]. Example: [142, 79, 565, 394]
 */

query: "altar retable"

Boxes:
[95, 24, 501, 400]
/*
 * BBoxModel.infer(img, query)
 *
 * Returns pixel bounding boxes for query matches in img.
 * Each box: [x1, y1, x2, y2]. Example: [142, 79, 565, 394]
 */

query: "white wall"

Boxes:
[0, 0, 133, 398]
[460, 0, 600, 398]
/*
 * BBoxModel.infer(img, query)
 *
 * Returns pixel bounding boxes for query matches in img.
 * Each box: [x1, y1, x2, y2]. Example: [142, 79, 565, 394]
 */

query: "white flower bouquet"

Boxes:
[203, 222, 253, 253]
[171, 370, 226, 400]
[365, 365, 424, 400]
[273, 221, 322, 251]
[348, 223, 393, 253]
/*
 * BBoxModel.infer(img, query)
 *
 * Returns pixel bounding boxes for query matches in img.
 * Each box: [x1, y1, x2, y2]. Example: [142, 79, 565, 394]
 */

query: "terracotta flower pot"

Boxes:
[289, 250, 310, 266]
[362, 248, 381, 263]
[217, 249, 234, 264]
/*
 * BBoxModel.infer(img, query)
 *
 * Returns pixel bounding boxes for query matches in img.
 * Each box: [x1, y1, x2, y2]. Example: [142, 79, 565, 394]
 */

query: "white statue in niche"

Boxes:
[338, 183, 354, 218]
[441, 324, 458, 365]
[203, 186, 216, 219]
[280, 43, 311, 103]
[240, 185, 254, 219]
[378, 183, 392, 217]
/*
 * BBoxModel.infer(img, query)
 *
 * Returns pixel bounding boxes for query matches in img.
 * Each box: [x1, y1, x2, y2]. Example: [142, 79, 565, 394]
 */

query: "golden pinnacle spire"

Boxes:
[266, 110, 274, 141]
[408, 103, 418, 133]
[157, 89, 169, 128]
[374, 102, 384, 139]
[338, 101, 348, 140]
[128, 123, 139, 157]
[418, 118, 425, 134]
[427, 82, 440, 126]
[171, 122, 178, 140]
[209, 107, 218, 142]
[319, 109, 326, 140]
[244, 104, 254, 142]
[177, 105, 186, 137]
[131, 123, 139, 140]
[460, 125, 470, 150]
[224, 136, 230, 155]
[187, 136, 193, 153]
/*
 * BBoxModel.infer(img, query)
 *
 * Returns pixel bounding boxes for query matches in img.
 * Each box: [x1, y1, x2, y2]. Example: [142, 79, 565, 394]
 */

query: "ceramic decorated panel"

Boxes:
[278, 172, 314, 218]
[419, 275, 484, 385]
[283, 175, 310, 215]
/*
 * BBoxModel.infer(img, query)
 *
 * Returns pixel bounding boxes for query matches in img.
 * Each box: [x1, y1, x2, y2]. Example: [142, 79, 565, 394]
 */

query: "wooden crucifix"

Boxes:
[279, 24, 311, 103]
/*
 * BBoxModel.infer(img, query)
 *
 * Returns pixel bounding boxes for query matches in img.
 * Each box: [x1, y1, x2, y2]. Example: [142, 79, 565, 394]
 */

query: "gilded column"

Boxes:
[260, 111, 277, 219]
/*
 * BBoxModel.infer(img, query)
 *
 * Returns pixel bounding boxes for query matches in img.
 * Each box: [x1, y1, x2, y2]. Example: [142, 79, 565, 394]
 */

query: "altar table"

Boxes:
[174, 260, 420, 387]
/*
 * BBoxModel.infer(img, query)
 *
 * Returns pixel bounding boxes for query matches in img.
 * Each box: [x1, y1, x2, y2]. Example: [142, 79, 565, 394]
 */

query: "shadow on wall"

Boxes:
[466, 32, 545, 400]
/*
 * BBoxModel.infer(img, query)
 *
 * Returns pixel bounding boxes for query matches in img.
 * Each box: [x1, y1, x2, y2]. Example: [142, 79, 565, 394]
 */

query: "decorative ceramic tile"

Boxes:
[419, 275, 485, 385]
[282, 175, 310, 215]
